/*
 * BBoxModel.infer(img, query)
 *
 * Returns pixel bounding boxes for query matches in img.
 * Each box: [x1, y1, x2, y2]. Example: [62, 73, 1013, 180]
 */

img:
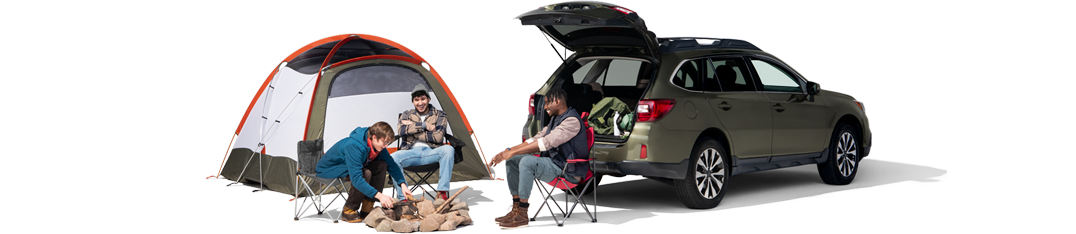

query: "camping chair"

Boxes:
[293, 139, 349, 223]
[392, 134, 466, 200]
[530, 112, 598, 226]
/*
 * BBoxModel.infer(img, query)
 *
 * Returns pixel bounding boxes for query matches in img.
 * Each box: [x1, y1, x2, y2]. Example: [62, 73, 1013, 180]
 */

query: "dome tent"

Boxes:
[212, 34, 490, 195]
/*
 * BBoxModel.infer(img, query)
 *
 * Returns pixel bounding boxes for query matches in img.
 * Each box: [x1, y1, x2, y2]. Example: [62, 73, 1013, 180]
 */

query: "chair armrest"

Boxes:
[444, 134, 467, 148]
[567, 159, 593, 163]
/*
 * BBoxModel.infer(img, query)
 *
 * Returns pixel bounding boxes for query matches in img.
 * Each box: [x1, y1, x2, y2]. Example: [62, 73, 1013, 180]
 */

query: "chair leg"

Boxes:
[404, 171, 439, 200]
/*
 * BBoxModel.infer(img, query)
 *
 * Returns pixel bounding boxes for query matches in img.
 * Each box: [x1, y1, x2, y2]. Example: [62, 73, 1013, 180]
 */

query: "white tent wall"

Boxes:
[233, 66, 317, 160]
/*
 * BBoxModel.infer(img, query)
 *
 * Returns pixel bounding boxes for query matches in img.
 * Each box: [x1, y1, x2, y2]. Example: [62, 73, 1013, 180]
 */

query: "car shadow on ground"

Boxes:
[534, 159, 946, 225]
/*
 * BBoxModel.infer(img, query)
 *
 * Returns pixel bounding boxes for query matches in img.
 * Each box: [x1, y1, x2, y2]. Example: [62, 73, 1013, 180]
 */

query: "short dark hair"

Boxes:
[368, 121, 395, 142]
[411, 90, 429, 100]
[545, 87, 568, 103]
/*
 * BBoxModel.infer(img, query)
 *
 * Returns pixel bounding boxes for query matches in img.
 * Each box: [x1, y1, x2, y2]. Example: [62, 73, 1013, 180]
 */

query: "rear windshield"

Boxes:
[552, 57, 651, 139]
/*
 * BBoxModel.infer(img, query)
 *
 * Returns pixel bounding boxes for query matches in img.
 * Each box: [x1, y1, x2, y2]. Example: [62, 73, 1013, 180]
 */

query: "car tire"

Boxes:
[817, 123, 860, 185]
[674, 137, 730, 209]
[562, 174, 603, 195]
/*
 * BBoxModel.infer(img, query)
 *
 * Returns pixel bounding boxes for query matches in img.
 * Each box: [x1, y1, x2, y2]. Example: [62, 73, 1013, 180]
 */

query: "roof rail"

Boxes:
[658, 37, 761, 53]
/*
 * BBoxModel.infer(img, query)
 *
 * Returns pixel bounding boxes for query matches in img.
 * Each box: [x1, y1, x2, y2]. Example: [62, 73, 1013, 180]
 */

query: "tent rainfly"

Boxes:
[211, 34, 491, 195]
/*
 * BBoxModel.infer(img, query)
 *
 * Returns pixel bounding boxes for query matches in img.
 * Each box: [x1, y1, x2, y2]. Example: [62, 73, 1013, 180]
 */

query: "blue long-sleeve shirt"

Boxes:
[316, 126, 407, 198]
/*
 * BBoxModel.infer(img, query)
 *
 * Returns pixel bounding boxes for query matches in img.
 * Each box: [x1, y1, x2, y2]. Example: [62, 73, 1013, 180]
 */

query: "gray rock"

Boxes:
[417, 200, 435, 217]
[438, 219, 460, 231]
[409, 221, 422, 232]
[449, 201, 469, 211]
[391, 220, 413, 233]
[432, 199, 444, 208]
[424, 214, 446, 225]
[364, 208, 388, 227]
[419, 219, 440, 232]
[376, 221, 393, 232]
[457, 210, 472, 226]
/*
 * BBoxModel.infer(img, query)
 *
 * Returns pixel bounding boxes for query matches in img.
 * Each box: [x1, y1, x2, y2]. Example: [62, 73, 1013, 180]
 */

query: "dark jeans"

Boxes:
[344, 159, 387, 211]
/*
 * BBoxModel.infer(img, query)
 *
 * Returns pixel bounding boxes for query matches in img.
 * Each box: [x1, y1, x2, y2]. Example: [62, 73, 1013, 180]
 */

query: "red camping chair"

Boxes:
[530, 112, 597, 226]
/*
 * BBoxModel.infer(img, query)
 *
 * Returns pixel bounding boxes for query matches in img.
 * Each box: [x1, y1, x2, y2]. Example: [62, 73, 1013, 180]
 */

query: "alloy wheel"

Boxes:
[694, 148, 725, 199]
[836, 132, 858, 177]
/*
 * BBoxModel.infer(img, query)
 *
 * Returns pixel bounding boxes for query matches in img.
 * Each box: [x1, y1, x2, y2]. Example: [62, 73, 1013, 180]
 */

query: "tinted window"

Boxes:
[597, 60, 643, 86]
[751, 59, 802, 92]
[672, 59, 706, 91]
[704, 58, 755, 92]
[571, 58, 648, 87]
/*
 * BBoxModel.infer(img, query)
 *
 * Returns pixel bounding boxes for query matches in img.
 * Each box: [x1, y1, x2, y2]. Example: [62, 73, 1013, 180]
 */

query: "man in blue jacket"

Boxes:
[316, 121, 412, 223]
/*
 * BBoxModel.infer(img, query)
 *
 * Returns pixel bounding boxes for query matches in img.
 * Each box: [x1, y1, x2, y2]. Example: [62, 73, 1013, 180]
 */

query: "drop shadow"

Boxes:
[540, 159, 946, 225]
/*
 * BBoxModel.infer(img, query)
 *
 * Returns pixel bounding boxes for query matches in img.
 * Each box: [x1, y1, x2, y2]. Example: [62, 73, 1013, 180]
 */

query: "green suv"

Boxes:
[517, 2, 872, 209]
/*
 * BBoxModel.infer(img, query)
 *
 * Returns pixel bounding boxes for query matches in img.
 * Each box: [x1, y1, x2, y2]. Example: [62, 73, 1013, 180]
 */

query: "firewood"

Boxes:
[433, 186, 469, 214]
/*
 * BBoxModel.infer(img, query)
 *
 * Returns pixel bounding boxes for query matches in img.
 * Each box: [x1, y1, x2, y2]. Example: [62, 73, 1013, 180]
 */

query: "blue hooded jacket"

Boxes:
[316, 126, 407, 198]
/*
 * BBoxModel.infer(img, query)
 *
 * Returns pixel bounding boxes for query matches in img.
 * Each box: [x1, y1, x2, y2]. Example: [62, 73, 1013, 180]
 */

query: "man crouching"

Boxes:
[316, 121, 413, 223]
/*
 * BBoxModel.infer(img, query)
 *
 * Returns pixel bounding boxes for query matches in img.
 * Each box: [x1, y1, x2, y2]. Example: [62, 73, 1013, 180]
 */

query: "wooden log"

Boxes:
[433, 186, 469, 214]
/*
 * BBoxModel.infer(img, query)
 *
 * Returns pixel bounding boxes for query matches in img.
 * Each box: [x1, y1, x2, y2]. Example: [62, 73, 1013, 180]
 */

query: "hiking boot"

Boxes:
[498, 206, 528, 229]
[341, 207, 363, 223]
[494, 202, 520, 223]
[438, 191, 450, 201]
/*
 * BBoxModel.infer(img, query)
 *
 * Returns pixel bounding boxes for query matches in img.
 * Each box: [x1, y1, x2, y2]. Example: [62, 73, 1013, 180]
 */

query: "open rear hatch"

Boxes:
[517, 2, 659, 56]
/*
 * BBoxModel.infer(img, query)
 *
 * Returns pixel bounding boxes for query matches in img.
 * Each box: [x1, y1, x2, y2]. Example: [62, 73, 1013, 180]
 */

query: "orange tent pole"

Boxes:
[207, 134, 237, 179]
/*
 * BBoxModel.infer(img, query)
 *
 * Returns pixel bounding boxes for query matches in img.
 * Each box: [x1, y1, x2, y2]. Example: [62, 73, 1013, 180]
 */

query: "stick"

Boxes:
[434, 186, 469, 214]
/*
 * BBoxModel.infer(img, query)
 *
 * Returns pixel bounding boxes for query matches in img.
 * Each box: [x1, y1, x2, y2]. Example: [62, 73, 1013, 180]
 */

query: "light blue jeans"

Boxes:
[390, 145, 455, 199]
[506, 154, 569, 199]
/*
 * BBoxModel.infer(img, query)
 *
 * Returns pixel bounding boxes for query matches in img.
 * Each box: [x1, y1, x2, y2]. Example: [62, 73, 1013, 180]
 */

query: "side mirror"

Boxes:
[807, 81, 821, 95]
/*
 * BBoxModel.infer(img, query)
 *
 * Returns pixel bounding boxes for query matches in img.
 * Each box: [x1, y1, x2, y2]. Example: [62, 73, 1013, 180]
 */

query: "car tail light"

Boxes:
[854, 100, 865, 113]
[528, 93, 536, 115]
[636, 99, 675, 122]
[609, 6, 635, 15]
[640, 144, 648, 159]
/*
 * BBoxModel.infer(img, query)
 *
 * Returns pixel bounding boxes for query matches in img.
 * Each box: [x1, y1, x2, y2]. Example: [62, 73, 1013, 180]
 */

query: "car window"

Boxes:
[572, 58, 645, 87]
[572, 60, 597, 84]
[595, 59, 644, 86]
[751, 59, 802, 92]
[672, 59, 705, 91]
[704, 58, 755, 92]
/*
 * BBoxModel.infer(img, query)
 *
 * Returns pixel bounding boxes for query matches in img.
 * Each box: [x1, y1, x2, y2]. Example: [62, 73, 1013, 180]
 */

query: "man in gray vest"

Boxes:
[487, 87, 589, 229]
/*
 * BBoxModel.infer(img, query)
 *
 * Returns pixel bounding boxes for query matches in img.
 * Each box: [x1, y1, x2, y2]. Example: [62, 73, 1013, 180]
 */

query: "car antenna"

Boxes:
[540, 30, 567, 63]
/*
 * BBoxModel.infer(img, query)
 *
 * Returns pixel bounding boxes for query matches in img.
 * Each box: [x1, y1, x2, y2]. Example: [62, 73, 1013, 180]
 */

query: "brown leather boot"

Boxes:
[359, 199, 375, 218]
[494, 202, 520, 223]
[341, 207, 362, 223]
[498, 206, 528, 228]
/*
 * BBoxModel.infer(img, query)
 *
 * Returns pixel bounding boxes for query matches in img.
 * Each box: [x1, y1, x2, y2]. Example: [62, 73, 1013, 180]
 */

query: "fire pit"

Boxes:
[363, 186, 472, 232]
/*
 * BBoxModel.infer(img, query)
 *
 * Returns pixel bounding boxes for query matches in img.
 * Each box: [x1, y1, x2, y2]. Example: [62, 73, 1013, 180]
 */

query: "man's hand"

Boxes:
[401, 120, 414, 125]
[375, 193, 395, 209]
[426, 122, 436, 131]
[399, 183, 413, 199]
[487, 150, 511, 168]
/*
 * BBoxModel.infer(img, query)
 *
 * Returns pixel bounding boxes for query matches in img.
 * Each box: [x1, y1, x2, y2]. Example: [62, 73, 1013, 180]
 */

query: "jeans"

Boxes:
[506, 154, 568, 199]
[390, 145, 455, 199]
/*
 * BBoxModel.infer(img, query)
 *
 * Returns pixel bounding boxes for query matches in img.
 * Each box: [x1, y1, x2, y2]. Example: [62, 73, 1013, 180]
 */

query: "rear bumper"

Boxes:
[592, 159, 688, 180]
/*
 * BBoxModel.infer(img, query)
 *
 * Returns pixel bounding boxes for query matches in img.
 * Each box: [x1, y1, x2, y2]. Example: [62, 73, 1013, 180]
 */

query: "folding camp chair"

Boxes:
[293, 139, 349, 223]
[392, 133, 466, 200]
[530, 112, 598, 226]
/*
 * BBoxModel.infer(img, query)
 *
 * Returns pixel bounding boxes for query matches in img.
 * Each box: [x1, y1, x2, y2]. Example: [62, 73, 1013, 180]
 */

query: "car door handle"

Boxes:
[718, 102, 732, 111]
[772, 103, 785, 112]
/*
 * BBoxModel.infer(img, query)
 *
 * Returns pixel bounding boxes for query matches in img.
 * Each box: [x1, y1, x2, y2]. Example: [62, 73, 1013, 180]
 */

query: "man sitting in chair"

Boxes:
[391, 84, 454, 201]
[316, 121, 412, 223]
[487, 88, 588, 229]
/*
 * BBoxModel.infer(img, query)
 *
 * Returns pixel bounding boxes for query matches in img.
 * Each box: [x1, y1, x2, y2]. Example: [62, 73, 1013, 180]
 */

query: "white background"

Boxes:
[2, 0, 1073, 233]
